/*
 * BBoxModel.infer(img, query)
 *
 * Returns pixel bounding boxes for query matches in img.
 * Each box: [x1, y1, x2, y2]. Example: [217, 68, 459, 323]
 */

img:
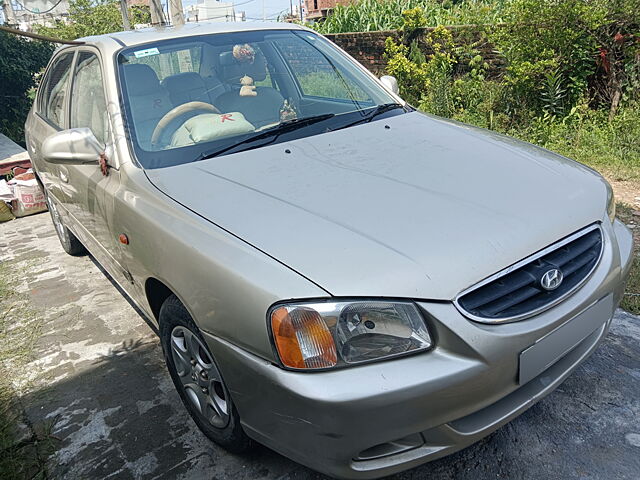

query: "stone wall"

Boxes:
[324, 25, 505, 76]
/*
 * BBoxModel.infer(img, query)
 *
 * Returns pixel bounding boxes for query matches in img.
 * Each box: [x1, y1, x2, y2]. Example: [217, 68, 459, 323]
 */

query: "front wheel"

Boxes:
[159, 295, 252, 453]
[44, 192, 86, 256]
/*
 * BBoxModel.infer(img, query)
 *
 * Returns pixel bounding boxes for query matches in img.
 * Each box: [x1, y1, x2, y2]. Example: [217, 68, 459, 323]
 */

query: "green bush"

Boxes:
[0, 32, 53, 146]
[491, 0, 640, 119]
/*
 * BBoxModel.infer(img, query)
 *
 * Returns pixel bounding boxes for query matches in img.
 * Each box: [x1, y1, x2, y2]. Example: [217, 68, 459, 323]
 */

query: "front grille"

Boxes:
[456, 225, 603, 323]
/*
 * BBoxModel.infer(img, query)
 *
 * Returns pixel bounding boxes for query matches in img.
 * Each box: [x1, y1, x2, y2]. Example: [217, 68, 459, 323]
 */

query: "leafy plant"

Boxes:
[540, 68, 568, 117]
[419, 26, 457, 117]
[384, 36, 430, 104]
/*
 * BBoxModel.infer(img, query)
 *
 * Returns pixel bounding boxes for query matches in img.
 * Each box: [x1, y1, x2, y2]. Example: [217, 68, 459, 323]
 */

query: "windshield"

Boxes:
[117, 29, 402, 168]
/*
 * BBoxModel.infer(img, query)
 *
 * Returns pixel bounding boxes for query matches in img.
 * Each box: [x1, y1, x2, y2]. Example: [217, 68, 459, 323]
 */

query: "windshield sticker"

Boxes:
[133, 47, 160, 58]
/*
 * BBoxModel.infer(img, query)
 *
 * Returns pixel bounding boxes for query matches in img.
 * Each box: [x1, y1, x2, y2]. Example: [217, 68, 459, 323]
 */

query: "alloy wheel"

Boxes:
[170, 326, 230, 428]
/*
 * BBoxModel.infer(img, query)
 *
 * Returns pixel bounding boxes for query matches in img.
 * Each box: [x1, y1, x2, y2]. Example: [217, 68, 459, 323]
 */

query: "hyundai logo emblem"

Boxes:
[540, 268, 563, 291]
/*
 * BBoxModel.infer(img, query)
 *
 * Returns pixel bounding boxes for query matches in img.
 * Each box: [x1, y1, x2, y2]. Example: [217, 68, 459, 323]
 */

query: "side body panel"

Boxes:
[109, 165, 328, 360]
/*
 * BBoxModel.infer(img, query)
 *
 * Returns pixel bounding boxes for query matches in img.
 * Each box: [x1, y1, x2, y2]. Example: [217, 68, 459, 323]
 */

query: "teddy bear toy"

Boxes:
[239, 75, 257, 97]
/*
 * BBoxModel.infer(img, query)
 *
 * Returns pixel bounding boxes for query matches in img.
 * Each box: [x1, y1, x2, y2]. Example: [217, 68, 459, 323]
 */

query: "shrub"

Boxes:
[419, 26, 457, 117]
[491, 0, 640, 119]
[384, 37, 430, 104]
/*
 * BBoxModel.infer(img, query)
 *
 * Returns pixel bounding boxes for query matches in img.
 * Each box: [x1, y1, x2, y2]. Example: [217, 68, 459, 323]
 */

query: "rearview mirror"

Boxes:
[380, 75, 399, 95]
[41, 128, 102, 165]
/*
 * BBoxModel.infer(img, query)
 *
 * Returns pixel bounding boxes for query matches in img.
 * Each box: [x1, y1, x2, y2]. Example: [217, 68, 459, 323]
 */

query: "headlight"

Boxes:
[606, 182, 616, 222]
[269, 300, 432, 370]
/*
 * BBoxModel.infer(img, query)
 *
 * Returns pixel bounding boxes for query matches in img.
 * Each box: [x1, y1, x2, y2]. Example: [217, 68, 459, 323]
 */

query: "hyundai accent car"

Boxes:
[25, 22, 633, 479]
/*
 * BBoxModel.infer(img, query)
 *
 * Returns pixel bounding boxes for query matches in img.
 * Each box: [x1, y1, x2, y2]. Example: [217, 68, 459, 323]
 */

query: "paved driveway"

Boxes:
[1, 212, 639, 479]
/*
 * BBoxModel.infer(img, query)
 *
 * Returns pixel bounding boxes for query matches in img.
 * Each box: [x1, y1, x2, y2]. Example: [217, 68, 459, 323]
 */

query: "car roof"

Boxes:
[76, 21, 308, 51]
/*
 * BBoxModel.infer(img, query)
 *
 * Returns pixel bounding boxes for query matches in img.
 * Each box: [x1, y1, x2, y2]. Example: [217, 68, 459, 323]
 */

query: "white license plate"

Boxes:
[518, 294, 613, 384]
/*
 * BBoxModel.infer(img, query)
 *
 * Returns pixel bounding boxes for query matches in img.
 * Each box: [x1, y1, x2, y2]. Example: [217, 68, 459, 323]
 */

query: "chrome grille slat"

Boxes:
[455, 224, 603, 323]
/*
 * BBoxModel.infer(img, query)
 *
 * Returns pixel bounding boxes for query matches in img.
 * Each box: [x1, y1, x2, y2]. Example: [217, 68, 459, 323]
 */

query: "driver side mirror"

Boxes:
[379, 75, 400, 95]
[41, 128, 102, 165]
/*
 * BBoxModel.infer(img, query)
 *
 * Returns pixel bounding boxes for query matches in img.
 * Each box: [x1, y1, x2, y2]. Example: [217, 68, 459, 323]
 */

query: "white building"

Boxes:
[185, 0, 244, 23]
[2, 0, 70, 30]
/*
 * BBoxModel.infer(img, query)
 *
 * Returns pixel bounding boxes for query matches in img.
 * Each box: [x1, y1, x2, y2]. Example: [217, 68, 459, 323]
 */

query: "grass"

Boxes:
[313, 0, 505, 34]
[513, 108, 640, 190]
[0, 263, 57, 480]
[616, 204, 640, 315]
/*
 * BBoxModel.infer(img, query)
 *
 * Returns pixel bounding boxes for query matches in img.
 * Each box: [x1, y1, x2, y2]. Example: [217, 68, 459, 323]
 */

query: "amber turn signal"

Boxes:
[270, 306, 337, 369]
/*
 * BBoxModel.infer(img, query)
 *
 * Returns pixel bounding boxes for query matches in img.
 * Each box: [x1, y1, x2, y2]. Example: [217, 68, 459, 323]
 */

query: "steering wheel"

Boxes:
[151, 101, 220, 148]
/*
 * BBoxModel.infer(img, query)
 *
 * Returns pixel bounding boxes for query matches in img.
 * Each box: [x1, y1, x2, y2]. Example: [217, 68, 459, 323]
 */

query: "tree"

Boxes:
[0, 31, 54, 145]
[36, 0, 151, 41]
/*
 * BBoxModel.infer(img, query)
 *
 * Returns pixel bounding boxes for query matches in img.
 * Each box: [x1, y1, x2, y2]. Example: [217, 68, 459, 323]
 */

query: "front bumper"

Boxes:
[204, 220, 634, 479]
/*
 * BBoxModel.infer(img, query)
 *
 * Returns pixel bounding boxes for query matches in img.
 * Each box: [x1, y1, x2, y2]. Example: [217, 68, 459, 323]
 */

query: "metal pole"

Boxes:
[289, 0, 292, 21]
[168, 0, 184, 25]
[298, 0, 302, 21]
[119, 0, 131, 30]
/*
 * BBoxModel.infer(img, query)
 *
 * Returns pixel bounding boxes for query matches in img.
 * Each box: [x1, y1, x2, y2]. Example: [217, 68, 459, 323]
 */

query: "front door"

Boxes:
[61, 49, 129, 286]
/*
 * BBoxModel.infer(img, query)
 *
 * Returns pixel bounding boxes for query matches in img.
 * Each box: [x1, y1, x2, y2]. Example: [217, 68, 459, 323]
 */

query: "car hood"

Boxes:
[146, 111, 607, 300]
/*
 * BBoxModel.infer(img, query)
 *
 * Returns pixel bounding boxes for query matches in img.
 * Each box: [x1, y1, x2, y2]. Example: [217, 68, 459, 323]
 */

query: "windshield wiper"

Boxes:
[194, 113, 335, 162]
[334, 103, 405, 131]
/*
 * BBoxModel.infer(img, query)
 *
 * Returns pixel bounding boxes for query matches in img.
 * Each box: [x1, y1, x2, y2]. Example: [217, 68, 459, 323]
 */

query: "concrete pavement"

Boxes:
[1, 212, 639, 479]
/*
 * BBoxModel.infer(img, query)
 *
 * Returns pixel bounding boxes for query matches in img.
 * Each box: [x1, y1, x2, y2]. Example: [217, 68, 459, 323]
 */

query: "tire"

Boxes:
[44, 191, 86, 256]
[159, 294, 253, 453]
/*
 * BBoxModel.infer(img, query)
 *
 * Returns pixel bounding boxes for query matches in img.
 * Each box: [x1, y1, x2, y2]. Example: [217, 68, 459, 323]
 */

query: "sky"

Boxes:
[182, 0, 298, 21]
[0, 0, 301, 25]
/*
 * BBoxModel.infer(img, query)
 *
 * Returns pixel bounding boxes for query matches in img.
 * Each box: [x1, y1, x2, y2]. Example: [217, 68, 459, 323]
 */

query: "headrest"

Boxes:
[162, 72, 205, 92]
[219, 49, 267, 84]
[123, 64, 161, 95]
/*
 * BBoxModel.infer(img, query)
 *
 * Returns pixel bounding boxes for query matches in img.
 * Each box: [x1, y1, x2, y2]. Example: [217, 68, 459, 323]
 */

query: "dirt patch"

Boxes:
[609, 178, 640, 208]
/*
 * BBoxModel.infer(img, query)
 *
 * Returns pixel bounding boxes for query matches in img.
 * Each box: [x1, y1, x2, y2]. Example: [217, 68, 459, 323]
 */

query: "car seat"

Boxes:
[122, 64, 172, 149]
[213, 50, 285, 127]
[162, 71, 225, 108]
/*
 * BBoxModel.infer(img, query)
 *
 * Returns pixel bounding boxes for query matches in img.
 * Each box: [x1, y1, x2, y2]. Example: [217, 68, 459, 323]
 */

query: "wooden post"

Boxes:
[168, 0, 185, 26]
[119, 0, 131, 30]
[149, 0, 165, 26]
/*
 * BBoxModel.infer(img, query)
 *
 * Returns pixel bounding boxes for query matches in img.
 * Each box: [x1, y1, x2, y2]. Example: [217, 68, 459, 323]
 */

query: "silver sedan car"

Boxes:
[25, 22, 633, 479]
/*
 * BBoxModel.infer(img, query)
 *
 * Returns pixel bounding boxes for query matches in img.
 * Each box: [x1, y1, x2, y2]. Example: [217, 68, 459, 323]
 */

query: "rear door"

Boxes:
[27, 49, 76, 205]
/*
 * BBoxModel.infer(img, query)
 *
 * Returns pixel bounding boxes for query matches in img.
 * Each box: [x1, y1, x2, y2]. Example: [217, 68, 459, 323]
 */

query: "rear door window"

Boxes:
[40, 51, 75, 128]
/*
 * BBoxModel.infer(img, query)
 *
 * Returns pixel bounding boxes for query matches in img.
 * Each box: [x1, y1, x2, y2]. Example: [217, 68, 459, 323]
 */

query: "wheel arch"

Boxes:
[144, 277, 177, 323]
